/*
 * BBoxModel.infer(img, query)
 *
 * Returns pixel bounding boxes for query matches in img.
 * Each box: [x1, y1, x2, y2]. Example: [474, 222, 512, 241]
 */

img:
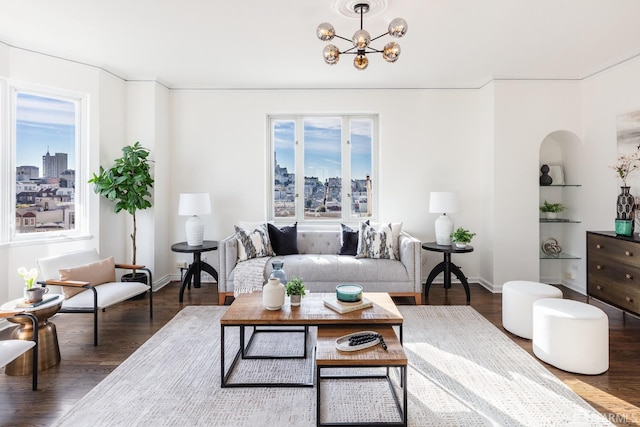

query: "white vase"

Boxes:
[263, 278, 285, 310]
[546, 212, 557, 220]
[455, 242, 467, 249]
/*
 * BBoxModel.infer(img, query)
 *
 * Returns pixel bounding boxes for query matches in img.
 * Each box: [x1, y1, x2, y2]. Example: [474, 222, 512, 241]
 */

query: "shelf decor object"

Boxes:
[178, 192, 211, 246]
[539, 164, 553, 186]
[316, 2, 408, 70]
[429, 191, 460, 246]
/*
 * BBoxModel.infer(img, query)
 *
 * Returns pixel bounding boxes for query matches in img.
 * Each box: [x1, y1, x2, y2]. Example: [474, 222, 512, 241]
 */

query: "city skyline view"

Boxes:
[16, 92, 76, 172]
[274, 117, 372, 182]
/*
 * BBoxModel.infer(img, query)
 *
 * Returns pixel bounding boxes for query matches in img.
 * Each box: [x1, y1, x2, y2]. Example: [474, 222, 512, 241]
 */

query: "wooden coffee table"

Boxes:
[316, 326, 407, 426]
[220, 292, 403, 388]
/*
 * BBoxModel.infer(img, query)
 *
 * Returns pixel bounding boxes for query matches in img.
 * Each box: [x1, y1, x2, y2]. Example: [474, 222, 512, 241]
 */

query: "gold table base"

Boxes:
[5, 302, 62, 376]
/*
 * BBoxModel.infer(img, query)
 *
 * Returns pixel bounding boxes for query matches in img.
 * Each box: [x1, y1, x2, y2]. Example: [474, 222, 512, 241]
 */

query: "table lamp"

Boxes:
[178, 193, 211, 246]
[429, 191, 459, 246]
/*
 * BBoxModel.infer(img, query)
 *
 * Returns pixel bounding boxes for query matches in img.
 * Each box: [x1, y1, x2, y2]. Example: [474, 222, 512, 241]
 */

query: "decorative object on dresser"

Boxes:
[610, 140, 640, 235]
[587, 231, 640, 316]
[429, 191, 460, 246]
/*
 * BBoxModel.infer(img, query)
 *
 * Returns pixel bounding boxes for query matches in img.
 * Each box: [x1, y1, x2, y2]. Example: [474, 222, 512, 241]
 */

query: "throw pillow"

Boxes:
[370, 221, 403, 259]
[267, 223, 299, 255]
[356, 222, 395, 260]
[235, 224, 275, 261]
[58, 257, 116, 299]
[339, 223, 360, 255]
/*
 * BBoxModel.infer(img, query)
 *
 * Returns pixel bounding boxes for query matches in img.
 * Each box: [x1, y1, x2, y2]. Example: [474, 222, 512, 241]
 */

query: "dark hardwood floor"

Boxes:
[1, 281, 639, 426]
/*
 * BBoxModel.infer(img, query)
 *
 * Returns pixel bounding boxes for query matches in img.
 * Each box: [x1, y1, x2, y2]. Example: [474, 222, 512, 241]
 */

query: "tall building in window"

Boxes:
[42, 149, 68, 178]
[16, 165, 39, 181]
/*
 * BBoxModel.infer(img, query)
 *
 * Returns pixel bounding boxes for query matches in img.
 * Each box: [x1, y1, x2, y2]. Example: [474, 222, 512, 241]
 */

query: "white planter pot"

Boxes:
[290, 294, 302, 306]
[455, 242, 467, 249]
[546, 212, 557, 219]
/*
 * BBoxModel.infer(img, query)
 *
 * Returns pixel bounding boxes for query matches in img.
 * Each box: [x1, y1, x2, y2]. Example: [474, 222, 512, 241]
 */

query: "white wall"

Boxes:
[168, 89, 486, 282]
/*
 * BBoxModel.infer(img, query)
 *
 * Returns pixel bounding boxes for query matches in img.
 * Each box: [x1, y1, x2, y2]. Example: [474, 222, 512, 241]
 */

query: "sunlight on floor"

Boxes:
[566, 378, 640, 425]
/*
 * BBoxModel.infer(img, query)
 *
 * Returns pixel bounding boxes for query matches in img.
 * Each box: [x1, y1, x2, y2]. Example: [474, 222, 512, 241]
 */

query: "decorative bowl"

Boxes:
[336, 284, 363, 303]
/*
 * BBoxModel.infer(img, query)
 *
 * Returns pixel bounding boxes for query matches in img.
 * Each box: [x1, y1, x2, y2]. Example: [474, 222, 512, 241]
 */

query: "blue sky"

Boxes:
[274, 117, 372, 182]
[16, 93, 76, 173]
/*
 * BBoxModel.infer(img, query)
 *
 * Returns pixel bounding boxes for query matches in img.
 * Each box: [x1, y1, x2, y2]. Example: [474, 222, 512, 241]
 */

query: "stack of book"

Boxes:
[323, 296, 373, 314]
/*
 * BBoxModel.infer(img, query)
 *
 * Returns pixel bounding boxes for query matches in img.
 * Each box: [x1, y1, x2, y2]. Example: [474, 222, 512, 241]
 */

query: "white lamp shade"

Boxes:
[429, 191, 459, 214]
[178, 193, 211, 216]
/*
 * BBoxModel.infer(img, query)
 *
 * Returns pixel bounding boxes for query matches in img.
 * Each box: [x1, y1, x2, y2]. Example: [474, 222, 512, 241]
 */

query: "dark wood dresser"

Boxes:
[587, 231, 640, 315]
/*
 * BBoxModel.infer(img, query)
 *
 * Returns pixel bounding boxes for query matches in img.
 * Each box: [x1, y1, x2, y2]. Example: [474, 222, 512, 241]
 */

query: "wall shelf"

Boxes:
[539, 218, 581, 223]
[539, 251, 581, 260]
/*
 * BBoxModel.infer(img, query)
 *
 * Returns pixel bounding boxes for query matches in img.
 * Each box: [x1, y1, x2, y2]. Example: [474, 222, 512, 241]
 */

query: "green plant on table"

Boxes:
[539, 200, 566, 213]
[285, 277, 306, 296]
[450, 227, 476, 244]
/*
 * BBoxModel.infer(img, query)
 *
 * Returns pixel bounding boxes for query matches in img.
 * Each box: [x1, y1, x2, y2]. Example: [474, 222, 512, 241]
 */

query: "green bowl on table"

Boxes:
[336, 284, 363, 303]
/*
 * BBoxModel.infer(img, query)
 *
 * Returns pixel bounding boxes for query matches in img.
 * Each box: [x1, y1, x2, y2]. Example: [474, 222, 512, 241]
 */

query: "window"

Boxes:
[6, 84, 87, 241]
[269, 114, 377, 222]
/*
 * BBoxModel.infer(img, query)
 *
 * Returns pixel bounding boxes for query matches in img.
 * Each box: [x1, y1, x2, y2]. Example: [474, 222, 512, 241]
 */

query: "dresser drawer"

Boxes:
[588, 270, 640, 314]
[587, 233, 640, 267]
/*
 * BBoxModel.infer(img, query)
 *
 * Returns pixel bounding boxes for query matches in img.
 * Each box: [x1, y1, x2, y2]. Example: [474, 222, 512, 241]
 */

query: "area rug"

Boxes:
[52, 305, 611, 426]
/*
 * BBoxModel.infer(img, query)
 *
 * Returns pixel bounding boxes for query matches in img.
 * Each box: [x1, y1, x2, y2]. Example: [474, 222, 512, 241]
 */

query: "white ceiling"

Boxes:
[0, 0, 639, 90]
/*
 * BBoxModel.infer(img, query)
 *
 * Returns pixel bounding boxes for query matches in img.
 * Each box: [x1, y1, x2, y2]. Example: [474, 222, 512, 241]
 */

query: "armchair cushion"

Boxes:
[58, 257, 116, 299]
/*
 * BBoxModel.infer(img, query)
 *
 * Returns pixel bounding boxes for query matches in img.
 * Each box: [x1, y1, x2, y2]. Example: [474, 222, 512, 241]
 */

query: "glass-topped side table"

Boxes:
[422, 242, 473, 305]
[1, 294, 64, 374]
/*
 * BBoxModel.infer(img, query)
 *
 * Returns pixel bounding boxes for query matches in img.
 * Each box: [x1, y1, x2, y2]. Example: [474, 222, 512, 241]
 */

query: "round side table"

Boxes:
[422, 243, 473, 305]
[1, 294, 64, 375]
[171, 240, 219, 302]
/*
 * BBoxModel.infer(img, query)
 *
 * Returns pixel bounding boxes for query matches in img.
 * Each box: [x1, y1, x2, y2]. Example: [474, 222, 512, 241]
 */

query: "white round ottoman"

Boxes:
[532, 298, 609, 375]
[502, 281, 563, 339]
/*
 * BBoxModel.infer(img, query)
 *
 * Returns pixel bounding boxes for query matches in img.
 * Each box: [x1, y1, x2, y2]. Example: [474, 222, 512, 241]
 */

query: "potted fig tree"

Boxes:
[88, 142, 154, 284]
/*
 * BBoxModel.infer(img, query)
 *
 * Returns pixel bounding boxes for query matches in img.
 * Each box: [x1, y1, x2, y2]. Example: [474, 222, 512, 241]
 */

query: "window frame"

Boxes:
[3, 81, 89, 243]
[268, 113, 379, 224]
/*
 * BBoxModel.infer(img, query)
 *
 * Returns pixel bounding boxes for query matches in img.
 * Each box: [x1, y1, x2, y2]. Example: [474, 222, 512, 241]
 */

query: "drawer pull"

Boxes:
[626, 250, 633, 256]
[626, 296, 634, 303]
[596, 244, 603, 249]
[596, 285, 603, 290]
[626, 273, 634, 280]
[596, 265, 603, 270]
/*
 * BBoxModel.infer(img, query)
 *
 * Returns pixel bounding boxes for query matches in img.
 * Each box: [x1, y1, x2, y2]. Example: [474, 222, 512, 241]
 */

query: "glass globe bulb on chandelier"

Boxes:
[316, 3, 408, 70]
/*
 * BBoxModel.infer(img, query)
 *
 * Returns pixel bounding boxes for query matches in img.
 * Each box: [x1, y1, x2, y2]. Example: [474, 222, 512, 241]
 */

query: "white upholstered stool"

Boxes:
[532, 298, 609, 375]
[502, 281, 563, 339]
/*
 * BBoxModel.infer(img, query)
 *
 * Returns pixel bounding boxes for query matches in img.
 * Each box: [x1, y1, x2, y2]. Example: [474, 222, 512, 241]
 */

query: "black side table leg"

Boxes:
[179, 263, 198, 303]
[424, 262, 446, 305]
[450, 263, 471, 304]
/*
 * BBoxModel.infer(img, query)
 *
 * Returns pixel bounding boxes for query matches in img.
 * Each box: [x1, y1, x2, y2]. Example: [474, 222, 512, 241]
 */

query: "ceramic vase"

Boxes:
[539, 164, 553, 186]
[616, 186, 635, 236]
[269, 260, 286, 284]
[263, 278, 285, 310]
[290, 294, 302, 306]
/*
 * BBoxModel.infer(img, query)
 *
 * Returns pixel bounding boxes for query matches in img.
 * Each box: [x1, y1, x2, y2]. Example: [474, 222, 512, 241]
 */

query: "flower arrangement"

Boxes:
[611, 144, 640, 186]
[17, 267, 39, 289]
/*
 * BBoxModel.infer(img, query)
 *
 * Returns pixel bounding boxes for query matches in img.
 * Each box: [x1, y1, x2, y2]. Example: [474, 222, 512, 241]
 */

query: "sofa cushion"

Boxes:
[235, 224, 274, 261]
[371, 221, 402, 260]
[356, 222, 395, 260]
[58, 257, 116, 299]
[267, 223, 298, 255]
[339, 223, 359, 255]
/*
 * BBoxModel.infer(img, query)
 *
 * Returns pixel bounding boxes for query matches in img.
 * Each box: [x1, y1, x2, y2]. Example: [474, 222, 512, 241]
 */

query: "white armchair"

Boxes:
[37, 249, 153, 346]
[0, 311, 38, 390]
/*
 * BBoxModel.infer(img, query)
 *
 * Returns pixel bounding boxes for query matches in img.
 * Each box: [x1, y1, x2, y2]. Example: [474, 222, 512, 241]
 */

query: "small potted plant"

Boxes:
[285, 277, 306, 306]
[539, 200, 566, 220]
[450, 227, 476, 249]
[18, 267, 47, 303]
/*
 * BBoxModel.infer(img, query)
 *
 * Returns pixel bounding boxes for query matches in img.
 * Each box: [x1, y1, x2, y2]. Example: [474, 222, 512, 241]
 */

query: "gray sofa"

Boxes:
[218, 228, 422, 305]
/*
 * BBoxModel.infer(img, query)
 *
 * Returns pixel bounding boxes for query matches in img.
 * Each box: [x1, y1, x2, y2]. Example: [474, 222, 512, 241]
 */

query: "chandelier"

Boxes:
[316, 2, 408, 70]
